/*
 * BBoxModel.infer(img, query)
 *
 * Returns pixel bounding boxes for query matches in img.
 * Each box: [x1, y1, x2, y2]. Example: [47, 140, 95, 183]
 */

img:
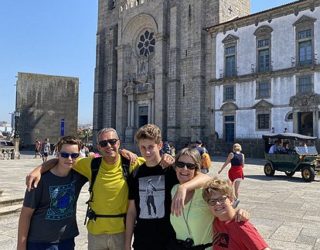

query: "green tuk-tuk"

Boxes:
[262, 132, 320, 182]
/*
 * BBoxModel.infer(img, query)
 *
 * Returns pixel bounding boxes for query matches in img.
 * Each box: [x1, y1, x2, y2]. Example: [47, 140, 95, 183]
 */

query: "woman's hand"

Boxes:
[171, 185, 187, 217]
[235, 208, 250, 222]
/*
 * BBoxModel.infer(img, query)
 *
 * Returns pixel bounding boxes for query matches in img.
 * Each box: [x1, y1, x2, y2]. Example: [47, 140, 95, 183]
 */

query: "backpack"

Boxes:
[201, 152, 212, 169]
[84, 155, 130, 224]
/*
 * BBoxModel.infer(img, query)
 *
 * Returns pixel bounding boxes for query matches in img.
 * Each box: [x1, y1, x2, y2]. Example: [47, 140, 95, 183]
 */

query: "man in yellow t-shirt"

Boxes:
[76, 128, 144, 249]
[26, 128, 145, 250]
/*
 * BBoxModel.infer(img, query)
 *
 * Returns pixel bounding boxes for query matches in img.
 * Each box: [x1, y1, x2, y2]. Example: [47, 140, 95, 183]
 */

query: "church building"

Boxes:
[93, 0, 320, 154]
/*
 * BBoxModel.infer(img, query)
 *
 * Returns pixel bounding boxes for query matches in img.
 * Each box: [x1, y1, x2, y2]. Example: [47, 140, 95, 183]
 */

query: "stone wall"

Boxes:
[16, 72, 79, 145]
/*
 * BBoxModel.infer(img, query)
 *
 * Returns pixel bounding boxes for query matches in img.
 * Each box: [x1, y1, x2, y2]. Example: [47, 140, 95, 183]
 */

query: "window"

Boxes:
[297, 75, 313, 94]
[257, 114, 270, 130]
[256, 80, 270, 99]
[224, 115, 235, 142]
[298, 39, 312, 66]
[294, 16, 315, 67]
[109, 0, 116, 9]
[224, 85, 235, 101]
[222, 34, 238, 78]
[258, 48, 270, 72]
[254, 26, 272, 73]
[286, 112, 293, 121]
[137, 30, 155, 57]
[225, 46, 236, 77]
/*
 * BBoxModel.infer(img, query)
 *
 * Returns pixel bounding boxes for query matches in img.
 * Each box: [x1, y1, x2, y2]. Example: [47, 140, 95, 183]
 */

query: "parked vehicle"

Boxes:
[0, 140, 15, 160]
[262, 133, 320, 182]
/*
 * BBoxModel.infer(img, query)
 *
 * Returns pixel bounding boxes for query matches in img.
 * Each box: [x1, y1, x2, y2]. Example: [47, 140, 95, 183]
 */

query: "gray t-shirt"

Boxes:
[23, 169, 87, 243]
[43, 142, 51, 153]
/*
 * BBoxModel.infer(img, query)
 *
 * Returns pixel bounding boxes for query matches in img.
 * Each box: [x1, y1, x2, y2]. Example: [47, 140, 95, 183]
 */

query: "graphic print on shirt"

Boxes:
[214, 233, 229, 248]
[46, 181, 76, 220]
[138, 175, 165, 219]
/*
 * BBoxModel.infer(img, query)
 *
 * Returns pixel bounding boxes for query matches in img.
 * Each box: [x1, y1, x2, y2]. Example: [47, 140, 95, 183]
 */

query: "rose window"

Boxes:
[137, 30, 155, 57]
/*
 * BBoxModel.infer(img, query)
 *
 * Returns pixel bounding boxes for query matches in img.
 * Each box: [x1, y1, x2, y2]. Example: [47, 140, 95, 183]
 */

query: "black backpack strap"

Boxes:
[120, 155, 130, 181]
[84, 155, 131, 225]
[84, 157, 102, 225]
[89, 157, 102, 194]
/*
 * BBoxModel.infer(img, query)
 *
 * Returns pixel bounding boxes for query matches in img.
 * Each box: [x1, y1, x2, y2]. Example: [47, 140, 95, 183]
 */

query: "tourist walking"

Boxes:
[218, 143, 244, 206]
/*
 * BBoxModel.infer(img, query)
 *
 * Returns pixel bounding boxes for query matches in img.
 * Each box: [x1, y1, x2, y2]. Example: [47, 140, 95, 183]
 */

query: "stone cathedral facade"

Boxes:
[94, 0, 320, 155]
[93, 0, 250, 149]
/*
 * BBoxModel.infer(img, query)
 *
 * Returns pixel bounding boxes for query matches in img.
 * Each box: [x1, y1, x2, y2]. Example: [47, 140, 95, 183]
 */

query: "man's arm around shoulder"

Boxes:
[26, 159, 58, 191]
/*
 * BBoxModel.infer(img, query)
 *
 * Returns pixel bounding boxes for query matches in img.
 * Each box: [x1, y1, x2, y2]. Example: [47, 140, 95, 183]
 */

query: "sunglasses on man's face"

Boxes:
[175, 161, 197, 170]
[60, 152, 80, 159]
[99, 139, 118, 147]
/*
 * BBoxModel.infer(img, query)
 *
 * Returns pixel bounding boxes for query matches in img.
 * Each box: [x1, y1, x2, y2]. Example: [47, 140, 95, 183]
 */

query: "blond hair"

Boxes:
[175, 147, 201, 171]
[135, 124, 162, 144]
[233, 143, 242, 152]
[202, 177, 234, 202]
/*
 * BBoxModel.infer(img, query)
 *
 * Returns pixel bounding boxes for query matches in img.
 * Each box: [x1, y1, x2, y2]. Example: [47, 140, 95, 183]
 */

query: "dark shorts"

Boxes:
[43, 152, 49, 157]
[27, 238, 75, 250]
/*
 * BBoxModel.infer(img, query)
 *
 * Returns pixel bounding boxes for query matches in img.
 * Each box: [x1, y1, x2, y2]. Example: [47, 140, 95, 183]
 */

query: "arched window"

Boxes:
[285, 112, 293, 121]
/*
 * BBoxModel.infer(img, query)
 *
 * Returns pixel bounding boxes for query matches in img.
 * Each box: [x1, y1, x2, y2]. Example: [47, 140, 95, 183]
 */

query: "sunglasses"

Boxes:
[175, 161, 197, 170]
[99, 139, 118, 147]
[207, 196, 228, 206]
[60, 152, 80, 159]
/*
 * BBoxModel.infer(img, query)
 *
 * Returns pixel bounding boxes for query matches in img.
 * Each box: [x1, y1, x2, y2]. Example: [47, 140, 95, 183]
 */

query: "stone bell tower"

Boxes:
[93, 0, 250, 147]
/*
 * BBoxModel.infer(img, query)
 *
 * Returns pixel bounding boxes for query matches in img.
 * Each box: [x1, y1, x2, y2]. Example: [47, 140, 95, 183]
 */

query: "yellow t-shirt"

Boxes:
[74, 155, 145, 235]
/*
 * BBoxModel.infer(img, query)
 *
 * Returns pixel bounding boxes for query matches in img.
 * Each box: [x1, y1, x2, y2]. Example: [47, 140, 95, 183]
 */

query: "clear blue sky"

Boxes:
[0, 0, 294, 125]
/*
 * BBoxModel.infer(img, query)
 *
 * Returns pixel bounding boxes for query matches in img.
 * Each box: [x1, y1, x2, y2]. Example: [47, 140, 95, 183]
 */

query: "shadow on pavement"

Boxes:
[245, 174, 320, 183]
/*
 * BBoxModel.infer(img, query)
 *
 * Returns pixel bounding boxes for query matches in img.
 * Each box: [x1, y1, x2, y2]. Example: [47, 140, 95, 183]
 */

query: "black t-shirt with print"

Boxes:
[128, 163, 178, 248]
[23, 170, 87, 243]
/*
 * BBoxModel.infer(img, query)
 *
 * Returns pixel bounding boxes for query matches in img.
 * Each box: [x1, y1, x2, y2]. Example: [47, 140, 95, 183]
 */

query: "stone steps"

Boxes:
[0, 190, 23, 216]
[0, 203, 22, 216]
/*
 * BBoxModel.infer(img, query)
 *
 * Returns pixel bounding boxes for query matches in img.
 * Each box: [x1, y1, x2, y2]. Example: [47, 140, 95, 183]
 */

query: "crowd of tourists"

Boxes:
[17, 124, 270, 250]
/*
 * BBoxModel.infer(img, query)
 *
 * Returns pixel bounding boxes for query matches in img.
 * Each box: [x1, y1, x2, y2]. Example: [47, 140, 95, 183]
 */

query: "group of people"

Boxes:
[34, 138, 51, 162]
[18, 124, 269, 250]
[268, 139, 291, 154]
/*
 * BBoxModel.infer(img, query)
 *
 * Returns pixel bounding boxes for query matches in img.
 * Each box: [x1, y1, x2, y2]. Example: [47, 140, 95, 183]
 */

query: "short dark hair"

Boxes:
[56, 136, 82, 152]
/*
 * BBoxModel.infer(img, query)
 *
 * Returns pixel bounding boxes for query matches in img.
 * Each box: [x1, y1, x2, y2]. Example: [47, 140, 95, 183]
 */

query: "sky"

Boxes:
[0, 0, 295, 125]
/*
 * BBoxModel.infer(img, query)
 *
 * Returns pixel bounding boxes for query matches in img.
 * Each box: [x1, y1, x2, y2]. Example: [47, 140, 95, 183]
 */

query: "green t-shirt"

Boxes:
[170, 185, 214, 249]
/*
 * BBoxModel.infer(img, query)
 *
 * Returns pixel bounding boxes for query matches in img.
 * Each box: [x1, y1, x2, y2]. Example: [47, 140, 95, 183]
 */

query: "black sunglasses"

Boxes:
[60, 152, 80, 159]
[175, 161, 197, 170]
[99, 139, 118, 147]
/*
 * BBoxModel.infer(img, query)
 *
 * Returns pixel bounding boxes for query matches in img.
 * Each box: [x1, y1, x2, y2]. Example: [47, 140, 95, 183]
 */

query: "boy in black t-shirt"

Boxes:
[17, 136, 87, 250]
[125, 124, 211, 250]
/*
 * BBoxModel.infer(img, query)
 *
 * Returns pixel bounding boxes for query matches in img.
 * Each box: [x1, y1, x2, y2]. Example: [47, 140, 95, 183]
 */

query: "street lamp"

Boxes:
[13, 111, 20, 159]
[14, 111, 20, 138]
